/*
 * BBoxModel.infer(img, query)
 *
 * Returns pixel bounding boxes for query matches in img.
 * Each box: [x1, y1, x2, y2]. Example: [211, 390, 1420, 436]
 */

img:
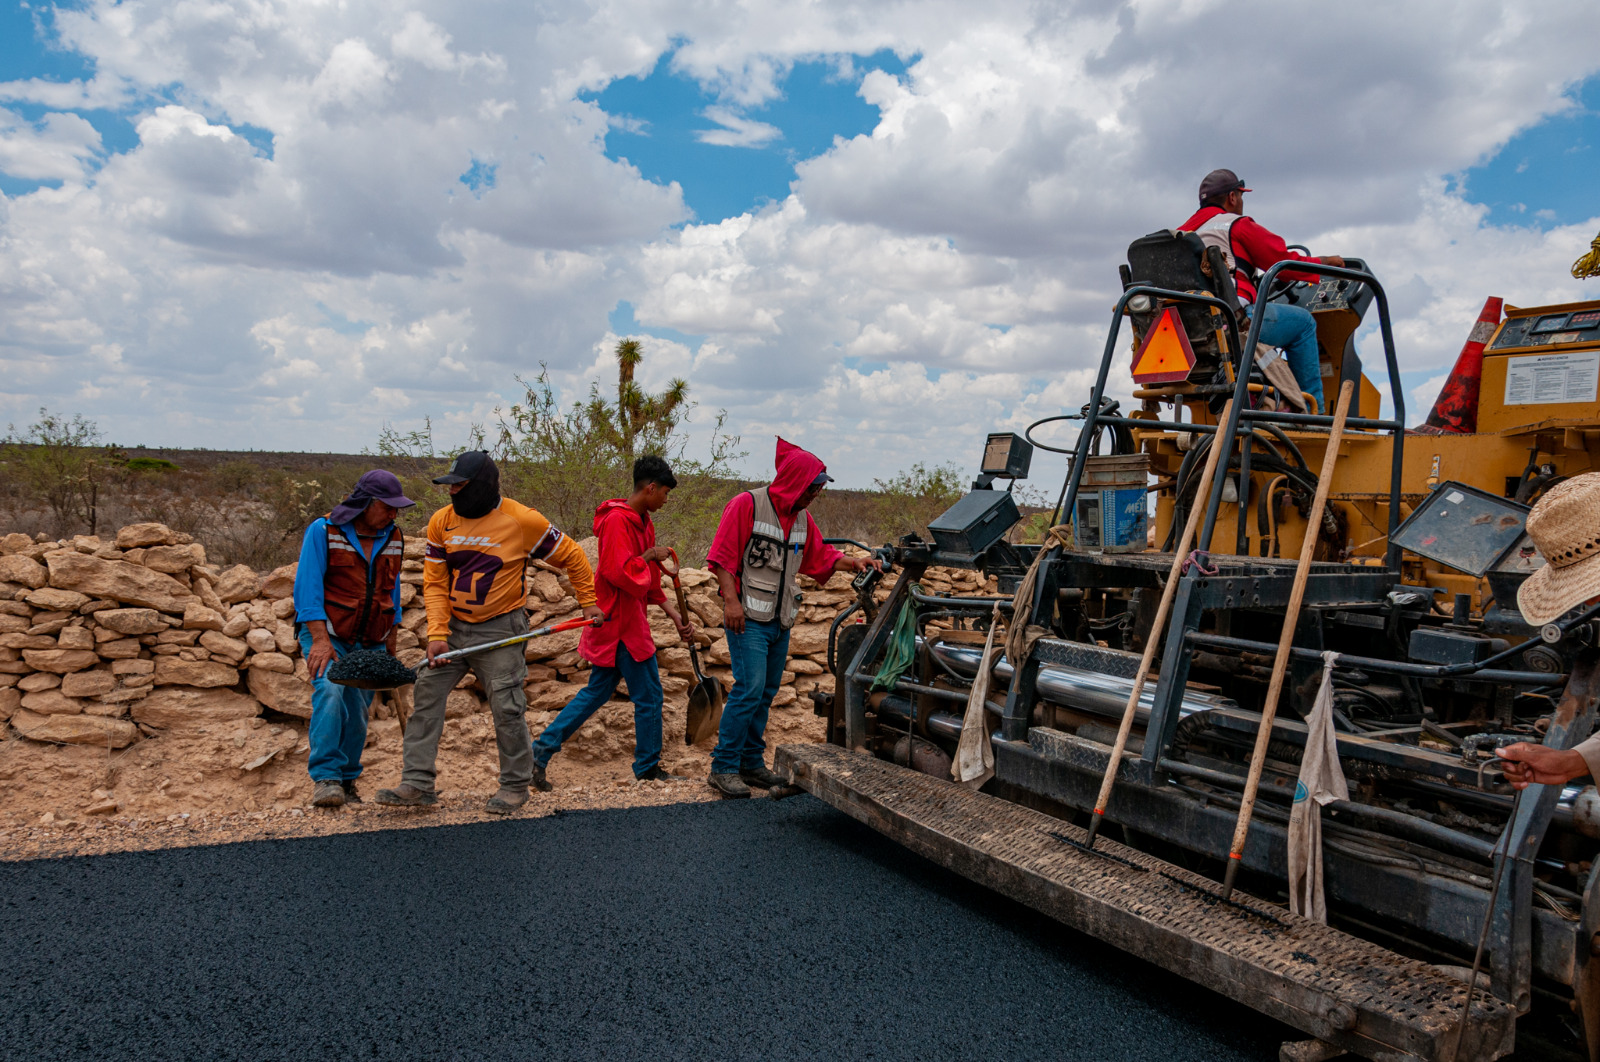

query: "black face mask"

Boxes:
[451, 478, 500, 519]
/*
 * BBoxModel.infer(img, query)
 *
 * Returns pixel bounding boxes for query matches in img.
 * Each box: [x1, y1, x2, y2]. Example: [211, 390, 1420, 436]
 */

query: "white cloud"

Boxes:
[0, 0, 1598, 487]
[694, 105, 782, 148]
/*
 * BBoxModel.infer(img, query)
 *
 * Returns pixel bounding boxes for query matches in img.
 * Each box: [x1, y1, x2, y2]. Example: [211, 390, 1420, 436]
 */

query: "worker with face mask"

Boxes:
[703, 438, 883, 799]
[375, 450, 600, 815]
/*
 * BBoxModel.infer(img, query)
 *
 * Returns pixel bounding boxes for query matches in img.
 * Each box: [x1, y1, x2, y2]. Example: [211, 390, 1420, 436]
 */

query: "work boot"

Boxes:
[635, 766, 683, 782]
[374, 783, 438, 807]
[708, 773, 751, 799]
[485, 787, 529, 816]
[311, 780, 346, 808]
[341, 781, 363, 804]
[740, 766, 784, 790]
[529, 762, 552, 793]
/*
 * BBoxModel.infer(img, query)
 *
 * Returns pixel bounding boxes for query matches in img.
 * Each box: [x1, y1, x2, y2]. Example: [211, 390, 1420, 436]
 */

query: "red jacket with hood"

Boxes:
[1179, 205, 1328, 305]
[706, 438, 844, 600]
[578, 499, 667, 666]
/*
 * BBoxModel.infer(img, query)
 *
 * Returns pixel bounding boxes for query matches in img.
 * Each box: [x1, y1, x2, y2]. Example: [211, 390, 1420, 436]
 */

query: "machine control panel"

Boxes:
[1488, 300, 1600, 355]
[1270, 257, 1375, 317]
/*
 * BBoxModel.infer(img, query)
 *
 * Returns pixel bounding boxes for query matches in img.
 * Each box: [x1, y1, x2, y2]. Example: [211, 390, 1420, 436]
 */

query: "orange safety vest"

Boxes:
[322, 518, 405, 643]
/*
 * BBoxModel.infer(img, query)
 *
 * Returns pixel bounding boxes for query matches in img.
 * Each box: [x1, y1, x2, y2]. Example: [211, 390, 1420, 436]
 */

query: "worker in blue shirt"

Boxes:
[292, 470, 415, 808]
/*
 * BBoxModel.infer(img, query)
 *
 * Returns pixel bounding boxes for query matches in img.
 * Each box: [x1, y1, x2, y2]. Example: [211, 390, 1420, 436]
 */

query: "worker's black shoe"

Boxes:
[374, 784, 438, 807]
[485, 787, 529, 815]
[529, 762, 553, 792]
[311, 780, 346, 808]
[635, 766, 683, 782]
[708, 773, 751, 799]
[341, 781, 363, 803]
[740, 766, 784, 790]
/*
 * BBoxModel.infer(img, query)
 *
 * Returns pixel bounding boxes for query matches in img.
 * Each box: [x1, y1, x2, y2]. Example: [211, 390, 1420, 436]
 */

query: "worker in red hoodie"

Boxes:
[704, 438, 883, 798]
[529, 455, 694, 789]
[1180, 168, 1345, 412]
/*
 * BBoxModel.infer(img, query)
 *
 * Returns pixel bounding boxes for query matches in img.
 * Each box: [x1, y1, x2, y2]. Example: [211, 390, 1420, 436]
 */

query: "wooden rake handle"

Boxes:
[1085, 399, 1234, 848]
[1221, 378, 1356, 899]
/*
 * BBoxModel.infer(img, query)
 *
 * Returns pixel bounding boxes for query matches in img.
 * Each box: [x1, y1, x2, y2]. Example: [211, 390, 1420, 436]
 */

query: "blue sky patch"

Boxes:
[1458, 75, 1598, 229]
[609, 300, 704, 350]
[589, 49, 909, 224]
[458, 158, 497, 197]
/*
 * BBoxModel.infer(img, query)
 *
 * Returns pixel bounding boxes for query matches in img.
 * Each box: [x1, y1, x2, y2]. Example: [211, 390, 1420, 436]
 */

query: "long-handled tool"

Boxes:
[326, 615, 601, 690]
[1085, 399, 1234, 849]
[663, 549, 724, 746]
[1221, 378, 1356, 899]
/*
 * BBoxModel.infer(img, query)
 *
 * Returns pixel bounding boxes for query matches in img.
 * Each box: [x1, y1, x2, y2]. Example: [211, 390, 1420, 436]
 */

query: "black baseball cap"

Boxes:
[433, 450, 493, 485]
[1198, 168, 1251, 203]
[811, 472, 833, 487]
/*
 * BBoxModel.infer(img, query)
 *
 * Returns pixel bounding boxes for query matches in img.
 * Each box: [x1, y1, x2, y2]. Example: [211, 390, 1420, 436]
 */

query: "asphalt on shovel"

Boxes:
[325, 615, 602, 691]
[664, 549, 724, 746]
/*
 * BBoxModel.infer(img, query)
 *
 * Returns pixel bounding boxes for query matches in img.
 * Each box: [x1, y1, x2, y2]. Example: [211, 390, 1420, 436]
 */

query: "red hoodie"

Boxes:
[1179, 205, 1328, 305]
[706, 437, 844, 599]
[578, 498, 667, 667]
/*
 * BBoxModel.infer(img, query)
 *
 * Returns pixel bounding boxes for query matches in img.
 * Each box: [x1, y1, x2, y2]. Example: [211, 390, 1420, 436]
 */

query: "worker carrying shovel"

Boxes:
[293, 470, 416, 809]
[375, 451, 600, 815]
[704, 438, 882, 798]
[529, 456, 696, 790]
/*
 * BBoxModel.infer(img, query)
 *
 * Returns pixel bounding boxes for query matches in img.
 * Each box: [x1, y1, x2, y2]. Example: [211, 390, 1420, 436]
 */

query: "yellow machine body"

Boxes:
[1136, 298, 1600, 608]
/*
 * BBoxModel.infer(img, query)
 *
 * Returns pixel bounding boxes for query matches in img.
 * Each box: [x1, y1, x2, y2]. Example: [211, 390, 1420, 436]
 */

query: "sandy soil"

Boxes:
[0, 699, 828, 862]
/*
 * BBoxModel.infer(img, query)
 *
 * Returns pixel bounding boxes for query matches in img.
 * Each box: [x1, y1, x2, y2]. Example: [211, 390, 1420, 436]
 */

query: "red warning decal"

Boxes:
[1132, 306, 1197, 384]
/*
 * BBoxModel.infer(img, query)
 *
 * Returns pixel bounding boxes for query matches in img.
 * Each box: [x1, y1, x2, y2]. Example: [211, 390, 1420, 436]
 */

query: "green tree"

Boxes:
[609, 338, 689, 461]
[0, 409, 116, 536]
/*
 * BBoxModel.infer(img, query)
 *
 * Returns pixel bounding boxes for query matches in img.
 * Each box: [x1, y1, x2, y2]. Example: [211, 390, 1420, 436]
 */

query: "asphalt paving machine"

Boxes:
[781, 233, 1600, 1061]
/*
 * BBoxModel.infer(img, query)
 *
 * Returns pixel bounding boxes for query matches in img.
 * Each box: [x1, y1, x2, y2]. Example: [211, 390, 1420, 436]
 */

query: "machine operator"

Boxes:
[1181, 168, 1345, 412]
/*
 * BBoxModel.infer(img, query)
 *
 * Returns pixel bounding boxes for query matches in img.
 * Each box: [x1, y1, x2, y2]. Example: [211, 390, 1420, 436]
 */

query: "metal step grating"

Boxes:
[775, 742, 1517, 1062]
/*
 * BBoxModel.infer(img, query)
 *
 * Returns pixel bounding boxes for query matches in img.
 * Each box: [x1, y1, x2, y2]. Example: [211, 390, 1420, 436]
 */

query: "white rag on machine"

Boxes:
[1288, 650, 1350, 922]
[952, 605, 1003, 789]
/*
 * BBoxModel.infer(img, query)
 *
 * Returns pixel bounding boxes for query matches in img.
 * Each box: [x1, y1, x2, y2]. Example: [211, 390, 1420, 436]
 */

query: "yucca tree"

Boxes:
[611, 338, 689, 461]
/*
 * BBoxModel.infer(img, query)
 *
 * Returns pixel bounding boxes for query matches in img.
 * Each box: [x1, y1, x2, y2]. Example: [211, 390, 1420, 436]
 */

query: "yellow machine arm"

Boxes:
[1575, 228, 1600, 280]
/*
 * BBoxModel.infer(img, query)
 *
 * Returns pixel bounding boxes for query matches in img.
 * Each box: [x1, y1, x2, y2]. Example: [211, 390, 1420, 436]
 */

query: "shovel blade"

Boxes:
[685, 678, 725, 746]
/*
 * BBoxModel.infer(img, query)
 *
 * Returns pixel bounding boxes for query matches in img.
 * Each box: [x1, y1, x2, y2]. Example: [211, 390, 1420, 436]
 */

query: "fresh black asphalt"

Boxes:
[0, 796, 1292, 1061]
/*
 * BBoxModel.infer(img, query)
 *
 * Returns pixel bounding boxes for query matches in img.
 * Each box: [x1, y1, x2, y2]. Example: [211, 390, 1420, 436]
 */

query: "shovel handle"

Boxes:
[663, 548, 707, 668]
[430, 615, 600, 665]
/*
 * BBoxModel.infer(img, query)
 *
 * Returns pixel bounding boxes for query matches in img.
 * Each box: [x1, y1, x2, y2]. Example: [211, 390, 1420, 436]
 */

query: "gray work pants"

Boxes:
[401, 609, 531, 793]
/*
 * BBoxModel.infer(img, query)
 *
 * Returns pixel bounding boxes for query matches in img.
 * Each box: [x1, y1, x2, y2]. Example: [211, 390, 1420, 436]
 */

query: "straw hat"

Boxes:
[1516, 473, 1600, 625]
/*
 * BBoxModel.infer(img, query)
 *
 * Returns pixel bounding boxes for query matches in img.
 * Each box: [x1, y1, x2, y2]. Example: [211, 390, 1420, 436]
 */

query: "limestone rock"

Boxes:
[199, 630, 249, 663]
[57, 626, 95, 650]
[247, 667, 312, 718]
[248, 652, 295, 674]
[115, 522, 176, 548]
[95, 608, 167, 635]
[529, 683, 584, 712]
[141, 543, 205, 574]
[273, 620, 296, 654]
[531, 571, 564, 603]
[153, 658, 239, 688]
[245, 627, 276, 653]
[272, 596, 296, 619]
[20, 688, 83, 714]
[0, 555, 48, 589]
[182, 600, 226, 632]
[98, 638, 142, 659]
[131, 686, 262, 728]
[0, 614, 28, 634]
[0, 532, 36, 554]
[214, 564, 261, 604]
[111, 658, 154, 675]
[22, 648, 100, 673]
[221, 613, 250, 638]
[18, 671, 61, 691]
[25, 587, 90, 612]
[60, 670, 117, 698]
[446, 690, 483, 717]
[0, 686, 16, 721]
[11, 708, 139, 747]
[786, 622, 831, 656]
[259, 563, 296, 600]
[45, 552, 191, 611]
[194, 574, 227, 612]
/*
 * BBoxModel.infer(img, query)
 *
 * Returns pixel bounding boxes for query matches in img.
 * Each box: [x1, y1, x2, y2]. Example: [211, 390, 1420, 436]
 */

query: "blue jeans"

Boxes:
[1250, 302, 1324, 412]
[712, 619, 791, 775]
[297, 627, 376, 783]
[532, 644, 663, 777]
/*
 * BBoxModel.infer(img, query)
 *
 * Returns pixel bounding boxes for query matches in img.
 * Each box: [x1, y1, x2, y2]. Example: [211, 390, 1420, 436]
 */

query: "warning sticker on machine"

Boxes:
[1503, 351, 1600, 405]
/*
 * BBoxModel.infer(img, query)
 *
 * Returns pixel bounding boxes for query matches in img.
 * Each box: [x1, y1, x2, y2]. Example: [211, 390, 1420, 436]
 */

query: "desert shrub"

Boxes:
[125, 456, 180, 474]
[0, 409, 119, 536]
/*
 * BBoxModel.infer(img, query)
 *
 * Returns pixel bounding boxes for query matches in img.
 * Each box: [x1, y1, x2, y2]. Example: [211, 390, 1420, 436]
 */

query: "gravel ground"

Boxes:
[0, 795, 1291, 1062]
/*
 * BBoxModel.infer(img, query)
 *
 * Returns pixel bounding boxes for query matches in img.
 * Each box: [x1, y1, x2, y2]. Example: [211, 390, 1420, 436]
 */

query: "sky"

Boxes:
[1, 0, 1598, 490]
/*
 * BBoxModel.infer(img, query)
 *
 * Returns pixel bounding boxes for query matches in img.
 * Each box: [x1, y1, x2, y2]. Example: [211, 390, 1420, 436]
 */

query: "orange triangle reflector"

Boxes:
[1131, 306, 1197, 384]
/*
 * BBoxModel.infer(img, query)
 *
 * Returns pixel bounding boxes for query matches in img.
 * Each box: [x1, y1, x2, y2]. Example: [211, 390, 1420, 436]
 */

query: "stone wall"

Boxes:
[0, 521, 997, 763]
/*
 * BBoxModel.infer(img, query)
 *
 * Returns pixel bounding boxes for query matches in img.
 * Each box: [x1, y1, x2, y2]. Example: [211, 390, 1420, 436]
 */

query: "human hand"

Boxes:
[1321, 255, 1346, 269]
[641, 545, 673, 566]
[847, 556, 884, 573]
[582, 605, 605, 624]
[307, 636, 335, 679]
[723, 597, 746, 635]
[1496, 743, 1588, 789]
[426, 640, 450, 668]
[675, 617, 696, 642]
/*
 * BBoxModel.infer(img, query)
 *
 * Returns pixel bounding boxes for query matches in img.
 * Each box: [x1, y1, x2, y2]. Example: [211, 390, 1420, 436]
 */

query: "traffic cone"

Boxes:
[1416, 296, 1502, 434]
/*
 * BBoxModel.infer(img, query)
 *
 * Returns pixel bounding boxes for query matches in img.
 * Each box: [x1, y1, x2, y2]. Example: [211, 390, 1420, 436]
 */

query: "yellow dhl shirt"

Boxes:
[422, 498, 596, 640]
